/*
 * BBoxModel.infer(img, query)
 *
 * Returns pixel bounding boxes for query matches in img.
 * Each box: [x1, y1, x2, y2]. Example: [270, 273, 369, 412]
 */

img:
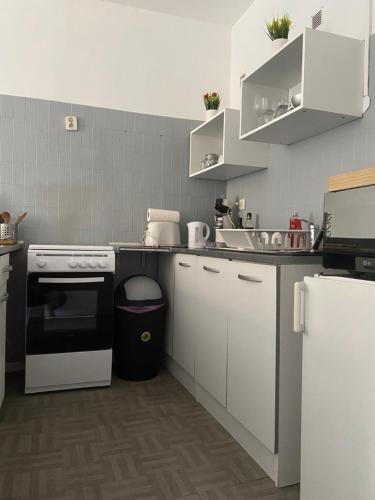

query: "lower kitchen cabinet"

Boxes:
[0, 254, 11, 408]
[194, 257, 229, 407]
[226, 261, 277, 452]
[172, 254, 197, 376]
[161, 252, 321, 487]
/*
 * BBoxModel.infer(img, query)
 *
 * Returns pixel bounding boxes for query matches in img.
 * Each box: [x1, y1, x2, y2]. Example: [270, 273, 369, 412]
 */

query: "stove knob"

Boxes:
[37, 260, 47, 268]
[69, 260, 78, 269]
[98, 261, 108, 268]
[79, 261, 88, 268]
[88, 261, 97, 268]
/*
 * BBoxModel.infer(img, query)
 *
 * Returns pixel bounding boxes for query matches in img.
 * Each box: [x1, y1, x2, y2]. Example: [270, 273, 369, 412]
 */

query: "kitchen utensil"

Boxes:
[216, 229, 312, 252]
[274, 102, 289, 118]
[291, 93, 302, 108]
[1, 212, 10, 224]
[16, 212, 27, 225]
[0, 224, 17, 245]
[187, 221, 210, 249]
[203, 154, 219, 169]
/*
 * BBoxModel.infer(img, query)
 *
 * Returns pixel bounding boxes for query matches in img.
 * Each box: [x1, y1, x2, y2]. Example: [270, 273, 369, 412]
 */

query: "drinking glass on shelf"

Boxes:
[263, 99, 276, 124]
[254, 95, 268, 126]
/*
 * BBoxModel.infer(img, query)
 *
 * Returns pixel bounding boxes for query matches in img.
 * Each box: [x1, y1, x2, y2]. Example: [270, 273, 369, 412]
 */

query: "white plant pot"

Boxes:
[205, 109, 218, 121]
[271, 38, 288, 55]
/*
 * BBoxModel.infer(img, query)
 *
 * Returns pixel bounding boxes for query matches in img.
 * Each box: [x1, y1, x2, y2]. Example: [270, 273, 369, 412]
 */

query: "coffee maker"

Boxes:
[214, 198, 236, 243]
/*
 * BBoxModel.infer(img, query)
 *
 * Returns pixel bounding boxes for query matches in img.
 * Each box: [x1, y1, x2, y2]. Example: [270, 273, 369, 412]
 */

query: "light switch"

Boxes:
[65, 116, 78, 131]
[239, 198, 246, 210]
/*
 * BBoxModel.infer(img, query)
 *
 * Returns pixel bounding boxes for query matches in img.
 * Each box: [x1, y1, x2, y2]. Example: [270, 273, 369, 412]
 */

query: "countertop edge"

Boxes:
[0, 243, 23, 256]
[112, 244, 322, 265]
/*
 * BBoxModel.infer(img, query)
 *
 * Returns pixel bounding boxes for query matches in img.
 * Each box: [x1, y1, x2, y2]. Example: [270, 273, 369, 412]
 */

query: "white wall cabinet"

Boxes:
[240, 28, 364, 145]
[194, 257, 229, 407]
[226, 261, 277, 452]
[0, 254, 11, 408]
[172, 254, 197, 376]
[189, 108, 268, 180]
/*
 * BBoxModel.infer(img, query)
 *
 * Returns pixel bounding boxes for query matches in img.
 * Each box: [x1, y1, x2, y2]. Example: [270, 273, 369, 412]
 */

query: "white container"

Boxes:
[187, 221, 210, 248]
[205, 109, 218, 121]
[271, 38, 288, 55]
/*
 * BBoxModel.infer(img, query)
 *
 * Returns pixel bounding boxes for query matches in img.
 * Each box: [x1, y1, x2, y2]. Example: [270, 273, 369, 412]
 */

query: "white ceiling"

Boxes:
[104, 0, 254, 26]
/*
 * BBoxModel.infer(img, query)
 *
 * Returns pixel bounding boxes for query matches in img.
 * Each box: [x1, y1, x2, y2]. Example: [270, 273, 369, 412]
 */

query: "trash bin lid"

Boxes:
[124, 276, 162, 301]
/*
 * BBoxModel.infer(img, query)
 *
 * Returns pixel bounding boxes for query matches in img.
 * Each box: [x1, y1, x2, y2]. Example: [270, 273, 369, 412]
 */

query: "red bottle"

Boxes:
[289, 211, 303, 248]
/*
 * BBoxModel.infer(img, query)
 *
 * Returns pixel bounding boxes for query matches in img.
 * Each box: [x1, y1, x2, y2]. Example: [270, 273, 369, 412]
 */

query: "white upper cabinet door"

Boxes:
[194, 257, 229, 407]
[172, 254, 198, 376]
[227, 261, 277, 452]
[299, 276, 375, 500]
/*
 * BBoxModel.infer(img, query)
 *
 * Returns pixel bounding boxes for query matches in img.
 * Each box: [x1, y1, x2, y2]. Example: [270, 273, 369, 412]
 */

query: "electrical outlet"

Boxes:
[239, 199, 246, 210]
[65, 116, 78, 131]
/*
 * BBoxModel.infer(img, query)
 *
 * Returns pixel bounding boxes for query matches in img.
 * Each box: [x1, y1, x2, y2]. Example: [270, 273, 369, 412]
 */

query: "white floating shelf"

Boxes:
[240, 28, 364, 145]
[190, 108, 269, 180]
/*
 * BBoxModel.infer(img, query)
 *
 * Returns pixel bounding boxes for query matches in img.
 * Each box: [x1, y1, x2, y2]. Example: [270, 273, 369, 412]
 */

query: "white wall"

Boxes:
[0, 0, 230, 120]
[230, 0, 372, 108]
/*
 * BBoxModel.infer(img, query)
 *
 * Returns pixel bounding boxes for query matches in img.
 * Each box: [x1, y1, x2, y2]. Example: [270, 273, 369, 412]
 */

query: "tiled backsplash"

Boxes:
[1, 95, 225, 364]
[0, 95, 225, 245]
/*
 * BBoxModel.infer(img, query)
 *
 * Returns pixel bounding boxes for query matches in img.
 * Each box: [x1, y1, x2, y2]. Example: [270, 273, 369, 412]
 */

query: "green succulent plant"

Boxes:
[265, 14, 292, 41]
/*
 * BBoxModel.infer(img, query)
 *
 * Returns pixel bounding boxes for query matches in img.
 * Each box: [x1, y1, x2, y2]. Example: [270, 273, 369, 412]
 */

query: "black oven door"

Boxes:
[26, 272, 114, 355]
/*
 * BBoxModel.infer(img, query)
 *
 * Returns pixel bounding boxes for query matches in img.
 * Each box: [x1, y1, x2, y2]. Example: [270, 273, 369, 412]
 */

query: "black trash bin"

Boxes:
[114, 275, 166, 380]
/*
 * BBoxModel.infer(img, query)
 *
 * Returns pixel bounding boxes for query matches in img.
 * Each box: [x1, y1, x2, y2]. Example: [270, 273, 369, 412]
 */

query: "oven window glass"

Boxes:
[43, 290, 97, 333]
[26, 273, 114, 355]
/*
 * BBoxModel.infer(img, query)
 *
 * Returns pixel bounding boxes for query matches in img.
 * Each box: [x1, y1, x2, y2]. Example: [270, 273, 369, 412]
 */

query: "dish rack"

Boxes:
[0, 224, 18, 245]
[216, 229, 312, 252]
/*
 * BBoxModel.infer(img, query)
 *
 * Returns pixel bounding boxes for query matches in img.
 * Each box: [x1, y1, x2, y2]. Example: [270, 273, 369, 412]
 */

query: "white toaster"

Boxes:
[144, 221, 181, 247]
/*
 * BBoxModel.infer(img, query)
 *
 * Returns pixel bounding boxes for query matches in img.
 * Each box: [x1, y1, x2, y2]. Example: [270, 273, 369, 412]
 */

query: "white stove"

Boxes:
[27, 245, 115, 273]
[25, 244, 115, 394]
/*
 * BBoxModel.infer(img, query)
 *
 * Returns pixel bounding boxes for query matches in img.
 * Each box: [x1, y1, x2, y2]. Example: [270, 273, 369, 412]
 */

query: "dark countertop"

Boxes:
[0, 243, 23, 256]
[111, 243, 322, 266]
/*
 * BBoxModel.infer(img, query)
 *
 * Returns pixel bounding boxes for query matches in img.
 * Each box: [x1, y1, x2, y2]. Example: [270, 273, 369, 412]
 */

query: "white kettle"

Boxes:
[187, 221, 210, 249]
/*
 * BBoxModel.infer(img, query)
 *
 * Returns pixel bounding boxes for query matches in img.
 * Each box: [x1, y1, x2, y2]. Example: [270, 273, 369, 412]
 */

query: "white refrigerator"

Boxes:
[294, 274, 375, 500]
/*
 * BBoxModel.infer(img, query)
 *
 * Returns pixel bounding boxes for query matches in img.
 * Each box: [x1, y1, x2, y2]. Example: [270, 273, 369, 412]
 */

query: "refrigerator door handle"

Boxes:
[293, 281, 305, 333]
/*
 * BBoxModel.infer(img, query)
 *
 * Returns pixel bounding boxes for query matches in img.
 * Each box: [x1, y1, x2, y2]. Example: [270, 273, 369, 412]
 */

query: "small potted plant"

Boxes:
[265, 13, 292, 54]
[203, 92, 221, 120]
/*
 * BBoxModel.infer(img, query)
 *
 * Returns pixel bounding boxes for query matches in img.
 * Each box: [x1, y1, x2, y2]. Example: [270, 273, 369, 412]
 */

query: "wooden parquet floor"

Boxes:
[0, 370, 299, 500]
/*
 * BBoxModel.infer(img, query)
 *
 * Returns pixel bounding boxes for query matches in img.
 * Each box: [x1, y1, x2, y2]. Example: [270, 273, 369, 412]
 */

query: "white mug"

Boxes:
[187, 221, 210, 249]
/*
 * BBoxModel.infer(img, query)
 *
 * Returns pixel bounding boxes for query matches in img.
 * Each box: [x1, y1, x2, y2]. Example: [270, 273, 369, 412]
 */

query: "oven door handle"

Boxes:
[38, 277, 105, 284]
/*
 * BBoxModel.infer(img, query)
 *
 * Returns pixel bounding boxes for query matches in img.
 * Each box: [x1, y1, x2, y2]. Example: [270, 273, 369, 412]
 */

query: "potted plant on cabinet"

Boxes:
[203, 92, 221, 120]
[266, 13, 292, 54]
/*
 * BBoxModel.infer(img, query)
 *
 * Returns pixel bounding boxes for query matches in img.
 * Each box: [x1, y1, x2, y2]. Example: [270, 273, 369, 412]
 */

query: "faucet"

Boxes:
[298, 218, 320, 250]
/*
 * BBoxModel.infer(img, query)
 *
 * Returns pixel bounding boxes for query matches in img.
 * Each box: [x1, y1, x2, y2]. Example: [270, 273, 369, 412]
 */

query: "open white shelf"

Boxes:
[240, 28, 364, 145]
[190, 108, 268, 180]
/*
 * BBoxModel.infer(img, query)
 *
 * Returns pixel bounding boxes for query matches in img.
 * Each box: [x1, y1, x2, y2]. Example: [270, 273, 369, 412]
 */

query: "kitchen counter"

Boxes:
[0, 243, 23, 256]
[110, 243, 322, 265]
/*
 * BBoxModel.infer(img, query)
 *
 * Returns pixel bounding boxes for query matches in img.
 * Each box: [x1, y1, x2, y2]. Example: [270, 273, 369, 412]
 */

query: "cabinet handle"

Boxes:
[237, 273, 262, 283]
[203, 265, 220, 274]
[2, 265, 12, 273]
[178, 262, 191, 268]
[0, 293, 9, 303]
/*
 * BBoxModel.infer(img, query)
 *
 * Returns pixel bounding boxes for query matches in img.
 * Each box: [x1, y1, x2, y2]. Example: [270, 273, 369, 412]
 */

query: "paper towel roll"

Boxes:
[147, 208, 180, 224]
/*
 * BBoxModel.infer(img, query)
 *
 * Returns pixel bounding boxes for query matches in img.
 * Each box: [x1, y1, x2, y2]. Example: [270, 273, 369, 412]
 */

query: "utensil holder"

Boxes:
[0, 224, 18, 244]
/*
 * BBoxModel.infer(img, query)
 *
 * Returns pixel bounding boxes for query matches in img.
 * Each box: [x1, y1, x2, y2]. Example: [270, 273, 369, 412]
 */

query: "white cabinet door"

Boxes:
[300, 276, 375, 500]
[172, 254, 197, 376]
[227, 261, 277, 452]
[194, 257, 229, 407]
[0, 254, 9, 408]
[158, 254, 175, 356]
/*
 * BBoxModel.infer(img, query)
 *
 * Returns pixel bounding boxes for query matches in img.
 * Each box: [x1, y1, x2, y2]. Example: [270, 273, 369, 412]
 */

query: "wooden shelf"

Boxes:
[240, 28, 364, 145]
[189, 108, 268, 180]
